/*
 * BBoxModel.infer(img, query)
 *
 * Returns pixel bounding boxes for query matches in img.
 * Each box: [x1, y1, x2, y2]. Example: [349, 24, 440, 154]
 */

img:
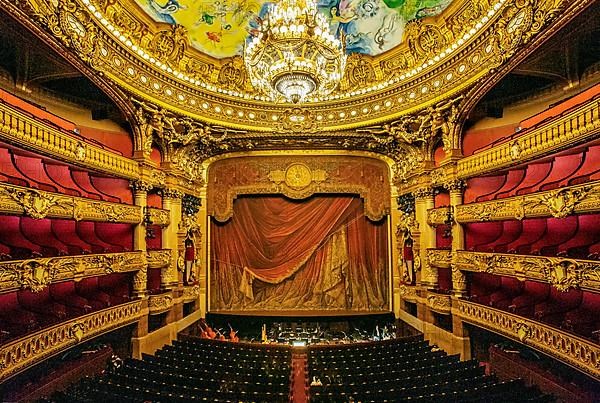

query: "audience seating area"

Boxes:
[307, 336, 551, 403]
[50, 337, 292, 402]
[469, 274, 600, 342]
[0, 274, 133, 344]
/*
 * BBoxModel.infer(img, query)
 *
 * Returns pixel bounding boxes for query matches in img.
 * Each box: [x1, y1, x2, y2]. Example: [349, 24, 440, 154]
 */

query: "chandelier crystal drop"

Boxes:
[243, 0, 347, 103]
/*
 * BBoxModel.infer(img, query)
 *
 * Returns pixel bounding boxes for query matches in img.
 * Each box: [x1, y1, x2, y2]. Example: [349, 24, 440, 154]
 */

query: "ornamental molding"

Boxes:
[454, 251, 600, 293]
[147, 207, 170, 227]
[207, 155, 390, 222]
[455, 181, 600, 223]
[455, 300, 600, 380]
[427, 207, 453, 226]
[0, 300, 144, 382]
[398, 285, 418, 302]
[5, 0, 583, 132]
[426, 293, 452, 314]
[427, 249, 453, 269]
[0, 252, 146, 294]
[0, 183, 142, 223]
[182, 284, 200, 303]
[0, 99, 139, 179]
[148, 292, 174, 314]
[458, 98, 600, 179]
[146, 249, 171, 269]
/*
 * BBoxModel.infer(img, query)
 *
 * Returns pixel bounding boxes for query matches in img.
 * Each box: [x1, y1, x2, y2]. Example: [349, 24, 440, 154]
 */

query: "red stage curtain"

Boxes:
[210, 195, 388, 312]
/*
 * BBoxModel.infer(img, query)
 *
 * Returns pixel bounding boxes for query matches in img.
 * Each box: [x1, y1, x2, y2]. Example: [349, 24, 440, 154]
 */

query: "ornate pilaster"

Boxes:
[414, 187, 437, 289]
[160, 188, 183, 289]
[445, 179, 467, 297]
[130, 180, 153, 298]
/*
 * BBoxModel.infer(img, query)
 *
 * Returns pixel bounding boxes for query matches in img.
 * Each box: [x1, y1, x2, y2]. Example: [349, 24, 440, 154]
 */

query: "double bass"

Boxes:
[200, 321, 216, 339]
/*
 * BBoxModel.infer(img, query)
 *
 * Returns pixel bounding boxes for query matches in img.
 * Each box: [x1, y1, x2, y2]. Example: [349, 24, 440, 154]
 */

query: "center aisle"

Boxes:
[291, 352, 308, 403]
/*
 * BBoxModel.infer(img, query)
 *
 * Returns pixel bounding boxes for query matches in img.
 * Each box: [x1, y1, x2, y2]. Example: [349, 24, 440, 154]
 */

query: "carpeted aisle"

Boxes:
[291, 353, 308, 403]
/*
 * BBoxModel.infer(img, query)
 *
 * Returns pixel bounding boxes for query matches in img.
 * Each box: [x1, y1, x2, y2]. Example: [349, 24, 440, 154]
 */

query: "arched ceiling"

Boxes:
[135, 0, 454, 59]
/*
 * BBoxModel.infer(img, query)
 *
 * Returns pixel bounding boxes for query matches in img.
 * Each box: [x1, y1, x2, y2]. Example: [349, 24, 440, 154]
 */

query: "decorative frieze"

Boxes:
[148, 292, 174, 314]
[147, 207, 170, 227]
[182, 284, 200, 303]
[0, 301, 144, 382]
[455, 300, 600, 380]
[427, 249, 453, 269]
[454, 251, 600, 293]
[426, 293, 452, 314]
[146, 250, 172, 269]
[455, 181, 600, 222]
[0, 183, 142, 223]
[427, 207, 452, 226]
[398, 285, 418, 302]
[458, 100, 600, 179]
[0, 252, 146, 293]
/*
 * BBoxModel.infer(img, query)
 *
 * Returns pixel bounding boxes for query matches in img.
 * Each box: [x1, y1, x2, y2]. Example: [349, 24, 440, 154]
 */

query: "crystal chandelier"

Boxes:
[244, 0, 346, 104]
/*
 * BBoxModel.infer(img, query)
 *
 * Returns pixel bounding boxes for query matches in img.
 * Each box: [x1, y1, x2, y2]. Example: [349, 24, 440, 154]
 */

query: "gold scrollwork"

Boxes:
[182, 284, 200, 302]
[0, 252, 146, 293]
[456, 300, 600, 380]
[427, 207, 451, 226]
[427, 249, 453, 269]
[426, 293, 452, 314]
[147, 207, 171, 227]
[398, 285, 418, 302]
[148, 292, 174, 314]
[146, 249, 172, 269]
[0, 301, 144, 382]
[454, 251, 600, 293]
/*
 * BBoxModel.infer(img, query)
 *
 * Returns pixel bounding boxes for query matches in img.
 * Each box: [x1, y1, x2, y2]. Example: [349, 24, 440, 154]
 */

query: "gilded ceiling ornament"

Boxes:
[148, 24, 188, 68]
[217, 56, 246, 91]
[274, 108, 319, 133]
[345, 54, 377, 87]
[2, 187, 62, 220]
[406, 21, 448, 61]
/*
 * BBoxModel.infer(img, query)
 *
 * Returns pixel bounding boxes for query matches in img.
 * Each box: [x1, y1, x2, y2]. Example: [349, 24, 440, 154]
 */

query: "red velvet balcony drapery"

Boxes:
[210, 195, 389, 311]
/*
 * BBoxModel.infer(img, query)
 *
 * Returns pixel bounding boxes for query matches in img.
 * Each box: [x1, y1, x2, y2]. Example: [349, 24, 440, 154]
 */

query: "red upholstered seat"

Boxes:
[93, 222, 132, 252]
[70, 170, 104, 201]
[76, 277, 112, 308]
[0, 292, 40, 338]
[492, 169, 526, 200]
[509, 281, 550, 317]
[464, 175, 506, 204]
[18, 287, 69, 324]
[491, 221, 523, 253]
[89, 176, 133, 204]
[505, 218, 547, 255]
[75, 221, 113, 253]
[558, 214, 600, 259]
[20, 217, 69, 256]
[531, 216, 578, 256]
[465, 222, 504, 252]
[488, 277, 523, 310]
[534, 287, 582, 325]
[469, 273, 502, 305]
[568, 145, 600, 185]
[43, 163, 84, 197]
[0, 216, 43, 259]
[12, 153, 61, 193]
[538, 152, 584, 191]
[50, 281, 95, 315]
[0, 147, 32, 187]
[98, 273, 131, 305]
[514, 161, 552, 196]
[561, 291, 600, 338]
[51, 220, 93, 255]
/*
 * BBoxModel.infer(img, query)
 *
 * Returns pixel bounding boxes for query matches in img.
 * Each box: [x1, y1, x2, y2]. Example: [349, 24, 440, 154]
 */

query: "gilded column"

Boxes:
[131, 180, 152, 298]
[160, 188, 183, 290]
[447, 179, 467, 297]
[414, 187, 437, 289]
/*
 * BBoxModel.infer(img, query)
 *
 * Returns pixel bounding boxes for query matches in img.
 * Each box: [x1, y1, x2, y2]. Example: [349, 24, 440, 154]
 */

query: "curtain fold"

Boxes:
[210, 195, 388, 311]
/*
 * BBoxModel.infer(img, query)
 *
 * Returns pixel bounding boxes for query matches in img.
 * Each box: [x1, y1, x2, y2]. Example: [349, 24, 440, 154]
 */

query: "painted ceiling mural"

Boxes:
[135, 0, 454, 59]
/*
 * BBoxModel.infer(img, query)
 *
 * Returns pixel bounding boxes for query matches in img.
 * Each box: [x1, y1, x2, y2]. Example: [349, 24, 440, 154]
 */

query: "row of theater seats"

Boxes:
[465, 143, 600, 203]
[0, 274, 132, 344]
[470, 274, 600, 341]
[0, 146, 132, 203]
[464, 214, 600, 259]
[0, 216, 133, 260]
[49, 337, 292, 402]
[307, 337, 551, 402]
